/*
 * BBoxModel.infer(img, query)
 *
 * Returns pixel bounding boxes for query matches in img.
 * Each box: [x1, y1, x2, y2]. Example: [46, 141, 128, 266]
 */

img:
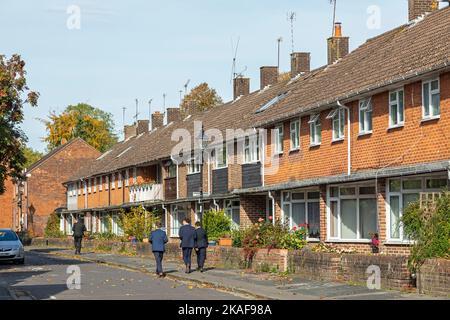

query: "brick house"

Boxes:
[63, 1, 450, 254]
[0, 138, 101, 236]
[0, 178, 15, 229]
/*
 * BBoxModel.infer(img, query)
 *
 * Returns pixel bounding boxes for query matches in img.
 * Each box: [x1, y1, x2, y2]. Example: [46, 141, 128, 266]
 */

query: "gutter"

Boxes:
[337, 100, 351, 176]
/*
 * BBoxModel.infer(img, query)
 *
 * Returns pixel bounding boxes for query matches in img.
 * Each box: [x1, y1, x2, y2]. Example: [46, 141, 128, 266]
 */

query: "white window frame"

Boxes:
[105, 176, 109, 190]
[214, 143, 228, 169]
[274, 124, 284, 154]
[290, 120, 300, 151]
[133, 168, 137, 184]
[118, 172, 123, 188]
[187, 156, 201, 174]
[87, 179, 92, 194]
[99, 176, 103, 191]
[83, 181, 87, 195]
[111, 173, 115, 189]
[326, 183, 378, 242]
[389, 88, 405, 128]
[281, 190, 321, 241]
[358, 98, 373, 134]
[386, 174, 447, 243]
[225, 199, 240, 230]
[78, 182, 81, 195]
[244, 134, 260, 164]
[327, 108, 345, 141]
[309, 114, 321, 146]
[422, 78, 440, 120]
[125, 169, 129, 187]
[170, 205, 188, 237]
[93, 177, 97, 193]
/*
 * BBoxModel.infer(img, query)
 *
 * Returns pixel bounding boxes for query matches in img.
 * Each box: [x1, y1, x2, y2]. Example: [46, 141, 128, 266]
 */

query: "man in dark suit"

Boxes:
[178, 217, 196, 273]
[150, 221, 168, 277]
[194, 221, 208, 272]
[72, 217, 86, 255]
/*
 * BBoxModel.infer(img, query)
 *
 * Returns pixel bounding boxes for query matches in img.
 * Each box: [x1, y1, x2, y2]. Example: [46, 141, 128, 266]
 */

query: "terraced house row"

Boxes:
[61, 1, 450, 254]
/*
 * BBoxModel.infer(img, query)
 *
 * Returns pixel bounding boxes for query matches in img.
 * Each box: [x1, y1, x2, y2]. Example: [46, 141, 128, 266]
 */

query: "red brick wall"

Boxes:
[0, 178, 15, 229]
[240, 195, 266, 228]
[26, 140, 100, 236]
[264, 72, 450, 185]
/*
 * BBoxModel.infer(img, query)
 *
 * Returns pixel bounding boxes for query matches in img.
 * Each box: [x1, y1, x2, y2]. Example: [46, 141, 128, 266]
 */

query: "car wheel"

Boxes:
[16, 258, 25, 265]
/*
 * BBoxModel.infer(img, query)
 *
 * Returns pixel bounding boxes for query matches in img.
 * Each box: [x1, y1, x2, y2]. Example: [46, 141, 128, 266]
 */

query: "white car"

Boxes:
[0, 229, 25, 265]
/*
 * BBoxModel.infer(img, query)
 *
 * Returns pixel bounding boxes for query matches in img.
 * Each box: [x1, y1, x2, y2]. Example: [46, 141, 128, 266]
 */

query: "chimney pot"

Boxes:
[408, 0, 439, 21]
[233, 77, 250, 100]
[260, 66, 278, 90]
[290, 52, 311, 78]
[151, 112, 164, 130]
[327, 23, 349, 65]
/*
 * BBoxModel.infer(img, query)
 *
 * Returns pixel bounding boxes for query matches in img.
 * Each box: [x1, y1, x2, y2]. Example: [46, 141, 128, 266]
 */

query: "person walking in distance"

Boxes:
[194, 221, 208, 273]
[178, 217, 196, 274]
[72, 217, 86, 255]
[149, 221, 168, 278]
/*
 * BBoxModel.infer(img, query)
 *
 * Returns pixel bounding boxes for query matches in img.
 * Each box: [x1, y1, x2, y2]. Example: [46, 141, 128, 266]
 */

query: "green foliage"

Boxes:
[0, 54, 39, 194]
[22, 146, 43, 169]
[401, 192, 450, 272]
[41, 103, 118, 152]
[119, 206, 161, 242]
[280, 226, 308, 250]
[202, 209, 232, 241]
[89, 232, 123, 241]
[44, 212, 64, 238]
[180, 83, 223, 116]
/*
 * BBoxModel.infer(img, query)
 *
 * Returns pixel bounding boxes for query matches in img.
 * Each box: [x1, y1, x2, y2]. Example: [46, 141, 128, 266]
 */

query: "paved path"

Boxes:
[24, 246, 444, 300]
[0, 249, 245, 300]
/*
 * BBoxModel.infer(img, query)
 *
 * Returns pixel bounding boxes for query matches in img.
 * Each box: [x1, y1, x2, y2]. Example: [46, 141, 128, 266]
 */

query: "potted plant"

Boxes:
[218, 233, 232, 247]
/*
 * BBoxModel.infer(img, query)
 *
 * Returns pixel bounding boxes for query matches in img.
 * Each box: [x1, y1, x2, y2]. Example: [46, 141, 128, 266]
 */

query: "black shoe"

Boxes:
[185, 266, 189, 274]
[200, 268, 204, 273]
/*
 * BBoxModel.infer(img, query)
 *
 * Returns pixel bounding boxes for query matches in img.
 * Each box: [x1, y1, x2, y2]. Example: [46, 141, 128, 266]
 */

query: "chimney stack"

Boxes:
[167, 107, 181, 123]
[233, 77, 250, 100]
[124, 125, 137, 140]
[290, 52, 311, 78]
[327, 22, 349, 65]
[408, 0, 439, 21]
[136, 120, 149, 135]
[151, 111, 164, 130]
[260, 66, 278, 90]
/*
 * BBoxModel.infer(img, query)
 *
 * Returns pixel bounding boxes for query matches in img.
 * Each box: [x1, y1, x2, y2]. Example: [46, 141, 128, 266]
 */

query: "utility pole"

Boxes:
[287, 12, 296, 53]
[277, 37, 283, 70]
[134, 99, 139, 123]
[330, 0, 337, 36]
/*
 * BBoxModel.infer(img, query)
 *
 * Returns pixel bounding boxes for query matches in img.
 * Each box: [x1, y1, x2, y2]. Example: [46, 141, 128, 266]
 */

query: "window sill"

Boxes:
[186, 172, 201, 176]
[309, 143, 321, 148]
[387, 124, 404, 131]
[331, 138, 344, 143]
[213, 166, 228, 170]
[325, 239, 371, 244]
[384, 240, 415, 245]
[358, 131, 372, 137]
[421, 116, 440, 123]
[243, 161, 261, 165]
[289, 148, 300, 153]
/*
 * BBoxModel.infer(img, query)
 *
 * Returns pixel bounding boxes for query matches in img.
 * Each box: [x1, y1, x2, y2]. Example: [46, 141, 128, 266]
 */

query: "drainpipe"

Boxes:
[261, 129, 265, 187]
[170, 156, 180, 199]
[337, 100, 351, 176]
[162, 204, 168, 233]
[207, 153, 211, 194]
[268, 191, 275, 226]
[213, 199, 220, 211]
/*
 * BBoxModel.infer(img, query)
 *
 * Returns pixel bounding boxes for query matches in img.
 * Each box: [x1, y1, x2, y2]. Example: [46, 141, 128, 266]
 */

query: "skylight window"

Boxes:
[256, 92, 288, 113]
[96, 150, 112, 161]
[117, 147, 133, 158]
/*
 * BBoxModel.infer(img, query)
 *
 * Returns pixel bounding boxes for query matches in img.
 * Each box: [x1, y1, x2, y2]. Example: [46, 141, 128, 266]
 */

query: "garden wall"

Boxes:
[417, 258, 450, 297]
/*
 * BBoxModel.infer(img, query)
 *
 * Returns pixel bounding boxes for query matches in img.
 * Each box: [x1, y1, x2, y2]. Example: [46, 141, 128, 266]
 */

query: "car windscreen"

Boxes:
[0, 231, 19, 241]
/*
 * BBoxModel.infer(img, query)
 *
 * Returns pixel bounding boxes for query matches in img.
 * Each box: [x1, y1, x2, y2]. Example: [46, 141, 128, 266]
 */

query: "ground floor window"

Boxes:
[387, 175, 447, 241]
[170, 205, 188, 237]
[65, 214, 73, 235]
[112, 213, 123, 236]
[282, 190, 320, 239]
[327, 184, 377, 241]
[225, 199, 240, 230]
[59, 214, 65, 233]
[195, 202, 202, 223]
[100, 214, 109, 233]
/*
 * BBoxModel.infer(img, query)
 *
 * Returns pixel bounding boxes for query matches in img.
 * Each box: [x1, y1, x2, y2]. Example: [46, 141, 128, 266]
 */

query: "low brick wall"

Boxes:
[418, 259, 450, 297]
[31, 238, 136, 255]
[288, 249, 413, 290]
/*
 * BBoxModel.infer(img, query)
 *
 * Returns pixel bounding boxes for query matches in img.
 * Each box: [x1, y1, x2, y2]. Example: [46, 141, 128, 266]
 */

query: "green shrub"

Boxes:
[119, 206, 161, 242]
[401, 192, 450, 272]
[44, 212, 64, 238]
[203, 209, 231, 241]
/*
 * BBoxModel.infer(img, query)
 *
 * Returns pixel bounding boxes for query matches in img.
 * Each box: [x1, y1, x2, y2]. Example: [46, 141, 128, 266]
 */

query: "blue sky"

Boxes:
[1, 0, 410, 153]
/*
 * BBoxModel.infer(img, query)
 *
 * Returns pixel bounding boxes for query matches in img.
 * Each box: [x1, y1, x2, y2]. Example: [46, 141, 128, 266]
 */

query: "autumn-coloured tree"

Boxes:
[180, 83, 223, 116]
[0, 54, 39, 194]
[22, 146, 43, 168]
[42, 103, 118, 152]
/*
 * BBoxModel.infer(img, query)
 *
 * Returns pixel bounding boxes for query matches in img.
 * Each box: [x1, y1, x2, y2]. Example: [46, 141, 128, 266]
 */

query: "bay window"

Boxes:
[282, 190, 320, 239]
[389, 89, 404, 127]
[290, 120, 300, 150]
[327, 184, 377, 241]
[422, 78, 440, 119]
[309, 114, 321, 146]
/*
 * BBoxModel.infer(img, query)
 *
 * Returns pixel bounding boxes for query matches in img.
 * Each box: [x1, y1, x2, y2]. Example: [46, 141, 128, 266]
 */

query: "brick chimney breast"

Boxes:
[290, 52, 311, 78]
[151, 112, 164, 130]
[167, 107, 181, 123]
[233, 77, 250, 100]
[124, 125, 137, 140]
[408, 0, 439, 21]
[260, 66, 278, 90]
[136, 120, 149, 135]
[327, 22, 349, 65]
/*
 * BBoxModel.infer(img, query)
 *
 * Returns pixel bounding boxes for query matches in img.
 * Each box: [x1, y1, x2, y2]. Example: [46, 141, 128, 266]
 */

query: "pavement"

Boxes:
[19, 246, 446, 300]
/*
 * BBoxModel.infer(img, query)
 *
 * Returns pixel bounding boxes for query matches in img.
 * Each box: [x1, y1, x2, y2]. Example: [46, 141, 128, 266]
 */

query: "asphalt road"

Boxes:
[0, 250, 244, 300]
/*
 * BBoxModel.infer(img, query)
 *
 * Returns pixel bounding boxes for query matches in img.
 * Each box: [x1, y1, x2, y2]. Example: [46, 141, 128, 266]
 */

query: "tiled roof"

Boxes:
[67, 7, 450, 183]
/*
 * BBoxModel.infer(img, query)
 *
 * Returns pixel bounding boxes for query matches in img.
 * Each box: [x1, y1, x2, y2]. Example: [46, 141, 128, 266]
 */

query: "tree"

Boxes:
[42, 103, 118, 152]
[118, 206, 162, 242]
[180, 83, 223, 116]
[22, 146, 43, 168]
[0, 54, 39, 194]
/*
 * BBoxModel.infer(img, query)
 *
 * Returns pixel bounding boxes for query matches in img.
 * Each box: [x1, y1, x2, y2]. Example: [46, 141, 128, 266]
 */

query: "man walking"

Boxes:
[150, 221, 168, 278]
[194, 221, 208, 273]
[72, 217, 86, 255]
[178, 217, 196, 274]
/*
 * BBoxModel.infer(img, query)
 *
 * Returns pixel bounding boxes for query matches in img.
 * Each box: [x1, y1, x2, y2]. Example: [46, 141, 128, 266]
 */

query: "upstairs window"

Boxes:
[93, 178, 97, 193]
[327, 108, 345, 141]
[133, 168, 137, 184]
[389, 89, 405, 127]
[188, 157, 201, 174]
[88, 179, 92, 193]
[83, 181, 87, 195]
[215, 143, 227, 169]
[78, 182, 81, 195]
[422, 78, 440, 119]
[167, 163, 177, 178]
[244, 135, 259, 164]
[105, 176, 109, 190]
[290, 120, 300, 150]
[359, 98, 373, 134]
[118, 172, 123, 188]
[309, 114, 321, 146]
[111, 173, 115, 190]
[274, 124, 284, 154]
[99, 176, 103, 191]
[125, 169, 129, 187]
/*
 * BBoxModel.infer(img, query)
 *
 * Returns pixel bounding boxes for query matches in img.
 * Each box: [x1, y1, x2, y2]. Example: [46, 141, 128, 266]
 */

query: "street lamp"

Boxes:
[197, 126, 209, 221]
